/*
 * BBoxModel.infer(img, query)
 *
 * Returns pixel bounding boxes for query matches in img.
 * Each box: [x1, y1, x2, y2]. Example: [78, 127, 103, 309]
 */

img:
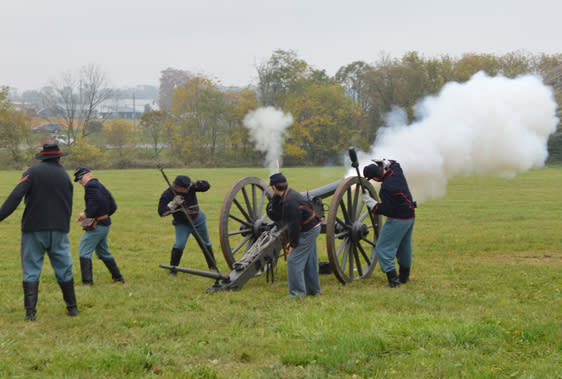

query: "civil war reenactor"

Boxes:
[158, 175, 217, 274]
[74, 167, 124, 285]
[0, 143, 78, 320]
[361, 158, 417, 288]
[266, 172, 322, 298]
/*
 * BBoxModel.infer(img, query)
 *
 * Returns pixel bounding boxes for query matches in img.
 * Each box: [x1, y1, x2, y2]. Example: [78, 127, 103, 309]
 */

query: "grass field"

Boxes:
[0, 166, 561, 378]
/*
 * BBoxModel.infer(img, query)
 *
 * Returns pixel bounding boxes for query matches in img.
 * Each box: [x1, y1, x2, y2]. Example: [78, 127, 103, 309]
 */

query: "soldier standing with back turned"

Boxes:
[0, 144, 77, 320]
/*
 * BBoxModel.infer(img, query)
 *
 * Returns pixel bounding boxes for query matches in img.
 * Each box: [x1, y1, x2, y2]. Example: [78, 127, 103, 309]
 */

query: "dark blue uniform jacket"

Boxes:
[372, 161, 416, 220]
[83, 178, 117, 226]
[267, 188, 322, 248]
[0, 160, 73, 232]
[157, 180, 210, 224]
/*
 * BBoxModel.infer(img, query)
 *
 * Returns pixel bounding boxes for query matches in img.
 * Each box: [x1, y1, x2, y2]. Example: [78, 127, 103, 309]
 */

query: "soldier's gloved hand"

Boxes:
[167, 195, 184, 210]
[373, 158, 390, 169]
[361, 192, 378, 210]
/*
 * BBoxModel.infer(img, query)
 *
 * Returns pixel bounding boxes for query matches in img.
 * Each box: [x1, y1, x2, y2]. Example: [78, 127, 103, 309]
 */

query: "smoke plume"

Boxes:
[243, 106, 293, 172]
[351, 72, 559, 203]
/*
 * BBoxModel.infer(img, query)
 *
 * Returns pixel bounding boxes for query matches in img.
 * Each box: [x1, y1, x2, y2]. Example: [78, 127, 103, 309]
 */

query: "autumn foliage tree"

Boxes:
[140, 110, 169, 157]
[284, 83, 364, 165]
[105, 119, 137, 159]
[0, 86, 28, 162]
[167, 77, 230, 166]
[222, 87, 259, 164]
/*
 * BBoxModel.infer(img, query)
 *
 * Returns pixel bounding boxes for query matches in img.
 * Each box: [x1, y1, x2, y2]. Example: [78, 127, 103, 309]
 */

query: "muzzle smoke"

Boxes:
[243, 106, 293, 172]
[351, 72, 559, 203]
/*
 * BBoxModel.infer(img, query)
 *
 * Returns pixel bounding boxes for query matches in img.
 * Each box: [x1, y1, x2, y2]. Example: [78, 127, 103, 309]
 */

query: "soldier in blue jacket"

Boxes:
[0, 144, 77, 320]
[362, 159, 417, 288]
[158, 175, 216, 274]
[267, 173, 322, 298]
[74, 167, 124, 285]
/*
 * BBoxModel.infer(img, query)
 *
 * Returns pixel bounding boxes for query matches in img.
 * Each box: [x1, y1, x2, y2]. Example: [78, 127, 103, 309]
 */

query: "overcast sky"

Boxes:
[2, 0, 561, 92]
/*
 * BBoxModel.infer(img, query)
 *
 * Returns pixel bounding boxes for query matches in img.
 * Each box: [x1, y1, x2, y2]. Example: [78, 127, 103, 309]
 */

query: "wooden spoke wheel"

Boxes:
[219, 177, 275, 269]
[325, 176, 382, 284]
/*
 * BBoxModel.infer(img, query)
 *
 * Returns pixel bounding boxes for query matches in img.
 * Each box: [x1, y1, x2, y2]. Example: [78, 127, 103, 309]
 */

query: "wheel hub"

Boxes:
[350, 221, 369, 243]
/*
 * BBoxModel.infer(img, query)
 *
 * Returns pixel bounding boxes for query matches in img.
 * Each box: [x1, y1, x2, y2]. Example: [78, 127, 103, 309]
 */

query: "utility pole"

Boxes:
[132, 91, 136, 128]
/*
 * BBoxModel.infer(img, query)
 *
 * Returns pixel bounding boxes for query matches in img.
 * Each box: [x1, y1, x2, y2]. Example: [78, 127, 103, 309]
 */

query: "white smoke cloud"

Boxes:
[243, 106, 293, 172]
[349, 72, 559, 203]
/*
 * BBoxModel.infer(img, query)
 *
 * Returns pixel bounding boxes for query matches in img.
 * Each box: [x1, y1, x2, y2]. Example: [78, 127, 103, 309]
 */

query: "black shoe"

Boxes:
[58, 279, 78, 316]
[102, 258, 125, 283]
[385, 270, 401, 288]
[80, 257, 93, 285]
[169, 248, 183, 275]
[399, 266, 410, 284]
[23, 281, 39, 321]
[203, 245, 217, 270]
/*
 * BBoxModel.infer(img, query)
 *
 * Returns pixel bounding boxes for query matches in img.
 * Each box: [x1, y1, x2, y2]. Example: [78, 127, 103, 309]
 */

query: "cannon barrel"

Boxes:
[300, 179, 345, 202]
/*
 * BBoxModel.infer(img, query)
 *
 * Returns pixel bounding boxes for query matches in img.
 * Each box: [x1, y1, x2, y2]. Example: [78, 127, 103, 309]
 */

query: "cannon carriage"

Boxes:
[217, 175, 382, 285]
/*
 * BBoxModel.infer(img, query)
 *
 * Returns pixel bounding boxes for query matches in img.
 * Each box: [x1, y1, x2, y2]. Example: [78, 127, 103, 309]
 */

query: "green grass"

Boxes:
[0, 166, 561, 378]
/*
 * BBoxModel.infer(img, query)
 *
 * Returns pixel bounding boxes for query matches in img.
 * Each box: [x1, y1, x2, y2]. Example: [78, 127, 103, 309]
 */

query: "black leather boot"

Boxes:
[399, 266, 410, 284]
[80, 257, 93, 285]
[102, 258, 125, 283]
[385, 270, 401, 288]
[169, 248, 183, 276]
[23, 281, 39, 321]
[58, 279, 78, 316]
[203, 245, 217, 270]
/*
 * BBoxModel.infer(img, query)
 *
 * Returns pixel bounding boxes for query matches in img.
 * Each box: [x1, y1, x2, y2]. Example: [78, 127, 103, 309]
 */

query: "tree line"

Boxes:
[1, 50, 562, 169]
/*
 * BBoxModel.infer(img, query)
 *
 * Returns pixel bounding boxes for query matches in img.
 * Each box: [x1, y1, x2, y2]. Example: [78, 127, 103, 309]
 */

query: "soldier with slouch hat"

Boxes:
[0, 144, 77, 320]
[74, 166, 124, 285]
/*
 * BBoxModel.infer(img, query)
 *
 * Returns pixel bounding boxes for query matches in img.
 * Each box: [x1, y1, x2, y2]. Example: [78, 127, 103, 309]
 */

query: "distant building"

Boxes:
[9, 101, 37, 115]
[32, 123, 61, 133]
[98, 98, 158, 120]
[100, 107, 138, 120]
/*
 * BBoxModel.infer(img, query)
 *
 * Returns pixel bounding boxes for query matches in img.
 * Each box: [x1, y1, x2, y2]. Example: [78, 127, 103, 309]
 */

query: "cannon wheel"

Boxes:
[326, 176, 382, 284]
[219, 177, 273, 269]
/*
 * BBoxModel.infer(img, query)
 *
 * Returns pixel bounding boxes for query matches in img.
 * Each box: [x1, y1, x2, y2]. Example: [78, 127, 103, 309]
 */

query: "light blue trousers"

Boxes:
[78, 225, 114, 261]
[287, 225, 321, 297]
[21, 231, 74, 282]
[376, 218, 415, 273]
[172, 211, 211, 251]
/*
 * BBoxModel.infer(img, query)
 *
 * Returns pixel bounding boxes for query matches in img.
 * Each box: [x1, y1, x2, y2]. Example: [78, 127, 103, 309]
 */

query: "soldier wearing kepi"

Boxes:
[0, 143, 77, 320]
[74, 167, 124, 285]
[158, 175, 217, 274]
[361, 159, 417, 288]
[267, 173, 322, 298]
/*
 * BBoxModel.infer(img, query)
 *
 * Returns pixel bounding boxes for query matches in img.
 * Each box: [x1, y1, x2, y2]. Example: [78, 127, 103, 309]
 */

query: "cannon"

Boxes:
[159, 157, 383, 291]
[218, 174, 382, 285]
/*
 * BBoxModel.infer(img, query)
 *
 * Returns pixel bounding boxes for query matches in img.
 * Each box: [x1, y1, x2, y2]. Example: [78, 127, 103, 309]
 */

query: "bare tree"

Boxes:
[79, 64, 115, 137]
[40, 64, 115, 144]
